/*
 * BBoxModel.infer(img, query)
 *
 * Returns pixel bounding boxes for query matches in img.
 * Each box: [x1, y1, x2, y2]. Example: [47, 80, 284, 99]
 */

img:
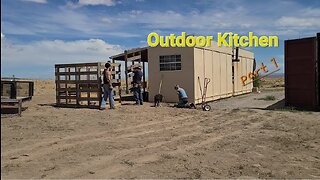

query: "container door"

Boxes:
[318, 33, 320, 109]
[285, 37, 318, 109]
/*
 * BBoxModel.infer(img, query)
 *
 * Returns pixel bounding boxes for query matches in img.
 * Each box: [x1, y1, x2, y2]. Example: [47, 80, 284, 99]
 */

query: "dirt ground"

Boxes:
[1, 78, 320, 179]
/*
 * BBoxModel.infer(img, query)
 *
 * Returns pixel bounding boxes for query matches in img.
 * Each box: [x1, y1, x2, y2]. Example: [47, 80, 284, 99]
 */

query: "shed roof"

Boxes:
[110, 47, 149, 62]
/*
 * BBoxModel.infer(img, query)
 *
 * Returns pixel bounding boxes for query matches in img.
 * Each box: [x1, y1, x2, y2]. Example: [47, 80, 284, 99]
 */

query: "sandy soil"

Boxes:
[1, 78, 320, 179]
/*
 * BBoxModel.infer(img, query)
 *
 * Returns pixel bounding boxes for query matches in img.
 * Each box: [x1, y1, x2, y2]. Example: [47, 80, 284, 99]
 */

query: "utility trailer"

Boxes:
[1, 79, 34, 115]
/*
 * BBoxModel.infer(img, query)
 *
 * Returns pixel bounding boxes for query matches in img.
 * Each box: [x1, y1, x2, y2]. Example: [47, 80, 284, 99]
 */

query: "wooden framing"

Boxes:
[110, 47, 149, 101]
[55, 62, 121, 109]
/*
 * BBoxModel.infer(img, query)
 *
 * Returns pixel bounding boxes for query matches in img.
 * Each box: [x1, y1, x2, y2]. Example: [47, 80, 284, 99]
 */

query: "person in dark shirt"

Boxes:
[132, 66, 143, 105]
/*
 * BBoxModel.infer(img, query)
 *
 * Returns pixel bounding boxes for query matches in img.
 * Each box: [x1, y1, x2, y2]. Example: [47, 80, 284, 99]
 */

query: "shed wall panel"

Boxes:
[220, 54, 228, 97]
[148, 47, 195, 103]
[227, 55, 233, 95]
[213, 51, 221, 98]
[205, 50, 214, 99]
[233, 49, 254, 95]
[194, 46, 233, 104]
[194, 48, 204, 102]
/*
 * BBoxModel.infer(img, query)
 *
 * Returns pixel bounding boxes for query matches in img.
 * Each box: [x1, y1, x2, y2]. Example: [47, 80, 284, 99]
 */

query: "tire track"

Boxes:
[47, 114, 261, 178]
[1, 114, 197, 157]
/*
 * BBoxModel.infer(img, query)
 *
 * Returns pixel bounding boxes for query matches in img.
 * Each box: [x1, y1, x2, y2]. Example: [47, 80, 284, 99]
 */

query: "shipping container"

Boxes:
[285, 33, 320, 110]
[148, 41, 254, 104]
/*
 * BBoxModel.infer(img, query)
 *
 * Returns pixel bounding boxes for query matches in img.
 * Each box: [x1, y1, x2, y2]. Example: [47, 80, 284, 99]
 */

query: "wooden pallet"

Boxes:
[1, 98, 23, 116]
[55, 62, 121, 109]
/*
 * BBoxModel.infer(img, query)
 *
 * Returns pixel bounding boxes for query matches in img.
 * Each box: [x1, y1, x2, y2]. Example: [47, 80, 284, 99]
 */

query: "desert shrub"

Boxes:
[258, 95, 276, 101]
[253, 74, 261, 87]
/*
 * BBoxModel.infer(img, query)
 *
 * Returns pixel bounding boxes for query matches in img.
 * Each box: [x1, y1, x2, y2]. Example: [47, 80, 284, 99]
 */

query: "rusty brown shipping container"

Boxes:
[285, 33, 320, 110]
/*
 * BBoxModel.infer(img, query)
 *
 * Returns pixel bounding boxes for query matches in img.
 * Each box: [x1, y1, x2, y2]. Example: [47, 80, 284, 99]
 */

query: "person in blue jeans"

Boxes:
[132, 66, 143, 105]
[174, 84, 189, 108]
[100, 62, 115, 109]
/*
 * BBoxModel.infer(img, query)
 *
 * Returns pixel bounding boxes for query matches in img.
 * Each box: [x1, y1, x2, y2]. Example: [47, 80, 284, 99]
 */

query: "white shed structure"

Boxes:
[148, 41, 254, 104]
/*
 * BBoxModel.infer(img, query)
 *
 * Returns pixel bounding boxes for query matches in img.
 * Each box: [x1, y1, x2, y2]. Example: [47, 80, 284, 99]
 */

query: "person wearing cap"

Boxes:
[174, 84, 189, 108]
[132, 65, 143, 105]
[100, 62, 115, 109]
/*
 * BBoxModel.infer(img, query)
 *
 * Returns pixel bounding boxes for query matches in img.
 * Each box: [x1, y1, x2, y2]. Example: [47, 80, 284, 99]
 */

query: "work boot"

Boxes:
[190, 103, 196, 109]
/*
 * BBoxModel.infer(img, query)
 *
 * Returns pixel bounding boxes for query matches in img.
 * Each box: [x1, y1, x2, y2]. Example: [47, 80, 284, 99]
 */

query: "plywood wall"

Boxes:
[233, 48, 254, 95]
[148, 47, 195, 103]
[194, 43, 233, 104]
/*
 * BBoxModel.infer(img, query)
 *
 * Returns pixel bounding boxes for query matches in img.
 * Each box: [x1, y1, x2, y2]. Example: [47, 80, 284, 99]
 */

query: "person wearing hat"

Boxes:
[100, 62, 115, 109]
[132, 65, 143, 105]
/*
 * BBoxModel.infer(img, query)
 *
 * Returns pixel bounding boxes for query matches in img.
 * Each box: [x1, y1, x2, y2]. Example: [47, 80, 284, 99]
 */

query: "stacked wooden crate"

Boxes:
[55, 62, 121, 108]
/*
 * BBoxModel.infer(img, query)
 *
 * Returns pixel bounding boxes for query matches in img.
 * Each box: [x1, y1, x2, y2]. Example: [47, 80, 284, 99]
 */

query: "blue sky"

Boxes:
[1, 0, 320, 79]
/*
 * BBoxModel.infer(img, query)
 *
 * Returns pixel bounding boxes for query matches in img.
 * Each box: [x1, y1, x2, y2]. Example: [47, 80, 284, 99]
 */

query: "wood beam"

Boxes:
[124, 50, 129, 94]
[127, 55, 141, 61]
[143, 61, 146, 94]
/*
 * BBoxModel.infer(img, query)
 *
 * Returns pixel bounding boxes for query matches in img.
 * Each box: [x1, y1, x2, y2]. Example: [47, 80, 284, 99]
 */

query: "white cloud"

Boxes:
[104, 4, 319, 38]
[1, 39, 123, 66]
[3, 0, 320, 42]
[79, 0, 115, 6]
[109, 8, 259, 34]
[21, 0, 47, 3]
[301, 8, 320, 17]
[1, 33, 5, 50]
[67, 0, 116, 8]
[277, 17, 320, 27]
[101, 17, 113, 23]
[272, 7, 320, 36]
[105, 32, 140, 38]
[2, 7, 142, 38]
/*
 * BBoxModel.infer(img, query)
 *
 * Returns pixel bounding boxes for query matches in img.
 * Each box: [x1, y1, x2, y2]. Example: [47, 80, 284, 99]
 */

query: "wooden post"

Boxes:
[124, 50, 129, 94]
[111, 59, 116, 98]
[65, 67, 67, 105]
[68, 67, 71, 104]
[143, 61, 146, 93]
[87, 66, 90, 106]
[97, 63, 102, 107]
[10, 81, 17, 99]
[118, 62, 122, 103]
[29, 81, 34, 97]
[55, 66, 60, 105]
[18, 99, 22, 116]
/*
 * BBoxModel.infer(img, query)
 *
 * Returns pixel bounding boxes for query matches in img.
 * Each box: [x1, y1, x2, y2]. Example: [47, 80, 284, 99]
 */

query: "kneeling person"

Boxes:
[174, 85, 189, 108]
